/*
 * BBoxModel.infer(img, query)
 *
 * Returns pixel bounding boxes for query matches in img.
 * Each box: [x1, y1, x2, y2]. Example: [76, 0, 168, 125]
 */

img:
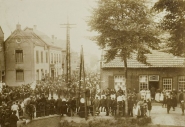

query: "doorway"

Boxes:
[51, 70, 54, 80]
[149, 81, 159, 90]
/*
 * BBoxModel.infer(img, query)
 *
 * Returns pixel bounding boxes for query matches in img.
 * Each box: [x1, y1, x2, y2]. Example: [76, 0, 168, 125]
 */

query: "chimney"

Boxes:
[16, 23, 21, 30]
[33, 25, 37, 30]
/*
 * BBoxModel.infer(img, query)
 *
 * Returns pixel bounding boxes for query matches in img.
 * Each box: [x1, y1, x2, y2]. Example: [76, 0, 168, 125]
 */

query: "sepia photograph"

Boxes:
[0, 0, 185, 127]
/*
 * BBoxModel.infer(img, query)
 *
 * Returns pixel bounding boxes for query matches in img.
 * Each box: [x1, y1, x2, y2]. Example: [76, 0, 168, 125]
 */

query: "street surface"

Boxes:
[59, 105, 185, 127]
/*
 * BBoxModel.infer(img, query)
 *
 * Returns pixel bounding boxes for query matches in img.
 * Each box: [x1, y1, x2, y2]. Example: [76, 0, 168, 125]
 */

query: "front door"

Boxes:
[149, 81, 159, 90]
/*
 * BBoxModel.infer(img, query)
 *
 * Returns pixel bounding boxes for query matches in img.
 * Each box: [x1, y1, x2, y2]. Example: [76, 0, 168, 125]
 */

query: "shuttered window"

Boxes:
[41, 51, 43, 63]
[36, 51, 39, 63]
[16, 70, 24, 81]
[15, 50, 23, 63]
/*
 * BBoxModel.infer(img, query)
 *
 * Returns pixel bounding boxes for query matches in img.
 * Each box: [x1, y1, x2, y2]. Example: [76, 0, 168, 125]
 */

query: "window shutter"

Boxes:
[108, 76, 114, 89]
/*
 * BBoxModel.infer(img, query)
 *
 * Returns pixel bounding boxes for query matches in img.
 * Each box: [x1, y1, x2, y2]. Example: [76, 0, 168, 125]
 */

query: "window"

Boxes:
[114, 75, 125, 91]
[149, 75, 159, 81]
[16, 70, 24, 81]
[139, 75, 148, 91]
[178, 76, 185, 91]
[36, 51, 39, 63]
[15, 50, 23, 63]
[59, 54, 61, 63]
[51, 53, 53, 63]
[54, 54, 56, 63]
[46, 52, 48, 63]
[163, 78, 172, 91]
[57, 54, 59, 63]
[41, 51, 43, 63]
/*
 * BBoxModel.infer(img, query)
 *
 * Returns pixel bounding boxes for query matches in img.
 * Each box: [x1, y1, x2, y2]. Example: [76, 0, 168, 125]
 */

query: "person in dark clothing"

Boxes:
[9, 110, 18, 127]
[71, 97, 77, 115]
[50, 97, 55, 115]
[56, 97, 62, 115]
[78, 98, 85, 118]
[166, 95, 172, 114]
[105, 96, 111, 116]
[128, 97, 134, 117]
[61, 98, 67, 116]
[111, 98, 117, 116]
[171, 92, 177, 111]
[150, 86, 156, 100]
[147, 99, 152, 117]
[179, 89, 184, 115]
[100, 96, 106, 112]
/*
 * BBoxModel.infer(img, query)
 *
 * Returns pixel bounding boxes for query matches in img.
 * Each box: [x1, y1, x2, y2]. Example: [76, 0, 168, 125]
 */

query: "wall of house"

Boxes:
[5, 37, 34, 86]
[0, 28, 5, 82]
[48, 47, 63, 79]
[101, 67, 185, 92]
[34, 45, 50, 81]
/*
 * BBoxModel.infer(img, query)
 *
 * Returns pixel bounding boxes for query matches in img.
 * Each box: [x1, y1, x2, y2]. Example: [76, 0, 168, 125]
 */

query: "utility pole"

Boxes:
[61, 20, 76, 88]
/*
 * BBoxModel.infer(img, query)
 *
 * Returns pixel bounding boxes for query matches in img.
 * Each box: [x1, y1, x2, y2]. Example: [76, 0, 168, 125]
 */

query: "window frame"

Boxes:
[162, 77, 173, 91]
[15, 49, 23, 63]
[36, 50, 39, 63]
[139, 75, 148, 91]
[16, 69, 24, 82]
[178, 76, 185, 91]
[114, 75, 125, 91]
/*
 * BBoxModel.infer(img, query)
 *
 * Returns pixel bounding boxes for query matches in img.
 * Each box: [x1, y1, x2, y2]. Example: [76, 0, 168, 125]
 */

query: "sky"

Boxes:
[0, 0, 163, 59]
[0, 0, 101, 57]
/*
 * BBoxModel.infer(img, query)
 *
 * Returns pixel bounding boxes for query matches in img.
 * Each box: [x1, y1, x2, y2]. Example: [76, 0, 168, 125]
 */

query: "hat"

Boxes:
[80, 98, 85, 103]
[62, 98, 66, 101]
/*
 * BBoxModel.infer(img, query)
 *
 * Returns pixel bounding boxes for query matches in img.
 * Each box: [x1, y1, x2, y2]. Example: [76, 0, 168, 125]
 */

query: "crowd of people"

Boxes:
[0, 74, 184, 127]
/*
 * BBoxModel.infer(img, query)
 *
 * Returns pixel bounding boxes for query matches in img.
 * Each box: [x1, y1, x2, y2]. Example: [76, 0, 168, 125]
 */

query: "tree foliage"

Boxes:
[88, 0, 160, 63]
[153, 0, 185, 57]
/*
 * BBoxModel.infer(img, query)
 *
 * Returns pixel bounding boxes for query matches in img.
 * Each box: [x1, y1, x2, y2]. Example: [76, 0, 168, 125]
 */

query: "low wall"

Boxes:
[25, 115, 61, 127]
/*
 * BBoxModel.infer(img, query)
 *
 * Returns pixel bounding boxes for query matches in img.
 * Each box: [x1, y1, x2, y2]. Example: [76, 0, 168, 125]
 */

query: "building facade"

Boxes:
[0, 26, 5, 83]
[4, 24, 65, 86]
[100, 50, 185, 92]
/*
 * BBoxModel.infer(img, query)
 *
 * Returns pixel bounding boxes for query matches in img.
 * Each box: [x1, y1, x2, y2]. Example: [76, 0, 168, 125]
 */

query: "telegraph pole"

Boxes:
[61, 19, 76, 88]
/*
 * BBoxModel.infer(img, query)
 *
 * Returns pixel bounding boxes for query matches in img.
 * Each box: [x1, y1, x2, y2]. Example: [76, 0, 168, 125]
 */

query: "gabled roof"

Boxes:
[24, 27, 65, 50]
[0, 26, 4, 35]
[4, 29, 42, 45]
[102, 50, 185, 68]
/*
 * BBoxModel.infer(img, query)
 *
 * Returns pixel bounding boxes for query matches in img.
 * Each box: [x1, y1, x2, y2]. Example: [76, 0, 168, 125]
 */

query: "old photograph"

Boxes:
[0, 0, 185, 127]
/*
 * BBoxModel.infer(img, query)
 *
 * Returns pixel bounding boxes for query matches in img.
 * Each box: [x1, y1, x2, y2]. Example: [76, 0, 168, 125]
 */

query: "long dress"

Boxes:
[155, 93, 160, 102]
[78, 103, 85, 118]
[159, 92, 164, 102]
[146, 90, 151, 100]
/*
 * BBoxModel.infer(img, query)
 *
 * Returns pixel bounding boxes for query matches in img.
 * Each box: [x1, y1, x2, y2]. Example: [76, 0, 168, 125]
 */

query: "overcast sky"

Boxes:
[0, 0, 162, 58]
[0, 0, 101, 57]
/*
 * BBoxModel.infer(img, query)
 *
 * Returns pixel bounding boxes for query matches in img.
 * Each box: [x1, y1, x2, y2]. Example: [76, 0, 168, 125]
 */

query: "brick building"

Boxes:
[100, 50, 185, 92]
[4, 24, 65, 86]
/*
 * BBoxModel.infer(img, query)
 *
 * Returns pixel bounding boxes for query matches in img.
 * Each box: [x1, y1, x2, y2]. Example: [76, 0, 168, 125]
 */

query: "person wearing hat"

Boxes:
[49, 96, 55, 115]
[179, 89, 184, 115]
[9, 110, 18, 127]
[166, 95, 172, 114]
[78, 98, 85, 118]
[128, 96, 134, 117]
[61, 98, 67, 116]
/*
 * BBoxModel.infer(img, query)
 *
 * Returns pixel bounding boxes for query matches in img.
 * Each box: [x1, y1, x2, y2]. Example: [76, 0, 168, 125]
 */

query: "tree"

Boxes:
[88, 0, 160, 116]
[153, 0, 185, 57]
